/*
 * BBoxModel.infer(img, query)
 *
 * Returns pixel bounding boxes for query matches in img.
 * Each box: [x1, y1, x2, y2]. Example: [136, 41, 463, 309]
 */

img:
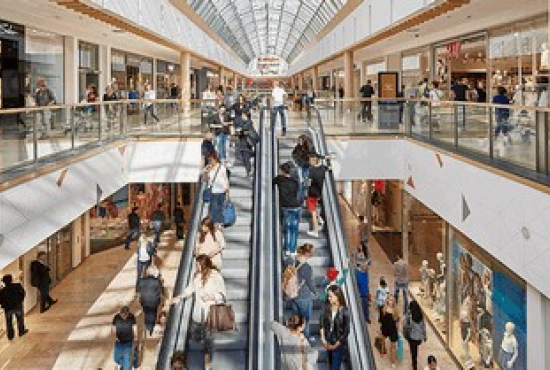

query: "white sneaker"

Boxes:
[318, 216, 325, 225]
[307, 230, 319, 238]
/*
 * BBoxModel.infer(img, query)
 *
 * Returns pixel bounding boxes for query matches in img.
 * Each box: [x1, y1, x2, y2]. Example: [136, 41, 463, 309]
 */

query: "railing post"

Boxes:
[488, 107, 493, 159]
[178, 100, 182, 136]
[454, 105, 459, 149]
[32, 111, 38, 163]
[428, 101, 433, 140]
[98, 105, 102, 142]
[70, 107, 75, 150]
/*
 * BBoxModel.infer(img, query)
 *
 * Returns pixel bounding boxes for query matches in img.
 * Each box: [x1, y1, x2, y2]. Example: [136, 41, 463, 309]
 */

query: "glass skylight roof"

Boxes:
[186, 0, 347, 64]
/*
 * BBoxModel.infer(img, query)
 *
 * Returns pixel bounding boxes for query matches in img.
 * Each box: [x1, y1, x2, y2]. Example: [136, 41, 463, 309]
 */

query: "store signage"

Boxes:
[378, 72, 399, 99]
[447, 41, 462, 58]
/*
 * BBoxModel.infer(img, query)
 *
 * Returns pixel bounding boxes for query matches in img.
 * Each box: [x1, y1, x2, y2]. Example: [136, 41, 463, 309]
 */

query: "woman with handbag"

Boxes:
[320, 285, 350, 370]
[171, 255, 226, 370]
[204, 152, 230, 228]
[195, 216, 226, 269]
[270, 314, 318, 370]
[403, 300, 427, 370]
[380, 295, 400, 368]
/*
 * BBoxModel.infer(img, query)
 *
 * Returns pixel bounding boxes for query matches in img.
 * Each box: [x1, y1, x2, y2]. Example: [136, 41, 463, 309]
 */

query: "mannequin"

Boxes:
[436, 252, 446, 280]
[479, 328, 493, 369]
[437, 280, 446, 316]
[420, 260, 430, 299]
[482, 270, 493, 315]
[499, 322, 518, 370]
[541, 42, 549, 70]
[460, 309, 472, 362]
[428, 268, 437, 309]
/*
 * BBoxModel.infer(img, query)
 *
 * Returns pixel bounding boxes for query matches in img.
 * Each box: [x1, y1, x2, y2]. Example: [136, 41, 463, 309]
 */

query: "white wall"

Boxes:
[0, 140, 203, 271]
[328, 138, 550, 300]
[89, 0, 247, 74]
[288, 0, 432, 74]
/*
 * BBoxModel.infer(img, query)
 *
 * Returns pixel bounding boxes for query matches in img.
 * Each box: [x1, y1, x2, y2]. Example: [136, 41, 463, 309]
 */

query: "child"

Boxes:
[376, 277, 389, 322]
[318, 267, 348, 302]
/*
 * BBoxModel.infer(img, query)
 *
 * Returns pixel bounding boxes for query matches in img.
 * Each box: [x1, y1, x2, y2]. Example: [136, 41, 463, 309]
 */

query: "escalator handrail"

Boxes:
[248, 106, 271, 369]
[156, 179, 205, 369]
[309, 105, 377, 370]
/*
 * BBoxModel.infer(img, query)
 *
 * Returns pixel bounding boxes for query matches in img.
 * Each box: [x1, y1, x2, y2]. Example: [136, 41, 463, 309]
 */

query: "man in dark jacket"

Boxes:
[151, 203, 166, 244]
[0, 275, 28, 340]
[174, 202, 185, 241]
[273, 162, 301, 257]
[124, 207, 140, 250]
[30, 251, 57, 313]
[138, 267, 164, 335]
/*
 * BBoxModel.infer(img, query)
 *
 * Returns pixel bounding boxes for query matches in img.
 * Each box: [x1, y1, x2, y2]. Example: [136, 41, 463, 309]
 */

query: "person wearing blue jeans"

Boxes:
[273, 162, 301, 257]
[112, 306, 137, 370]
[355, 258, 371, 323]
[291, 243, 317, 339]
[150, 204, 165, 244]
[320, 285, 350, 370]
[271, 81, 287, 135]
[205, 153, 230, 227]
[209, 105, 231, 163]
[394, 253, 410, 314]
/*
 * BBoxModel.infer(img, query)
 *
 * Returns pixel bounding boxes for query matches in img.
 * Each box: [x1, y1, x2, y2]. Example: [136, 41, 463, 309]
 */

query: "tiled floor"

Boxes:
[0, 230, 182, 370]
[339, 198, 458, 370]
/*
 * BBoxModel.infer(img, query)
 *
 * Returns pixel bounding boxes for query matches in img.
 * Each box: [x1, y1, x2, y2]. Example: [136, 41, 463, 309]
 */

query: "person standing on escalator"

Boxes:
[306, 154, 331, 238]
[320, 285, 350, 370]
[273, 162, 301, 257]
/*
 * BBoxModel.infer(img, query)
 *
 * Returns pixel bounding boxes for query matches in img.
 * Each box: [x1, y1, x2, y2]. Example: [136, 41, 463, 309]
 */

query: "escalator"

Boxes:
[270, 108, 376, 370]
[157, 111, 263, 369]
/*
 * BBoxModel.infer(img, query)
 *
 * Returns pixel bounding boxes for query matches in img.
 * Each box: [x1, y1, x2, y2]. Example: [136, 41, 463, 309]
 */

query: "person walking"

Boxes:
[33, 79, 56, 138]
[150, 203, 166, 244]
[320, 285, 350, 370]
[273, 162, 301, 257]
[0, 275, 28, 340]
[136, 234, 152, 289]
[204, 152, 230, 228]
[30, 251, 57, 313]
[424, 355, 441, 370]
[171, 255, 226, 370]
[125, 207, 140, 249]
[404, 300, 427, 370]
[375, 277, 389, 322]
[111, 306, 138, 370]
[306, 154, 330, 238]
[270, 315, 318, 370]
[493, 86, 512, 145]
[380, 295, 400, 368]
[195, 216, 225, 270]
[290, 243, 317, 341]
[451, 78, 468, 129]
[359, 80, 375, 122]
[271, 81, 287, 136]
[144, 84, 160, 124]
[201, 131, 217, 169]
[174, 202, 185, 241]
[355, 257, 371, 324]
[138, 266, 164, 336]
[357, 215, 370, 262]
[394, 253, 410, 314]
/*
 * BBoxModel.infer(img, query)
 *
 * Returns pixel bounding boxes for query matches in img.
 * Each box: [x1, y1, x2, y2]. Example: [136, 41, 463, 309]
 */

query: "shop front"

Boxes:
[156, 60, 180, 98]
[406, 195, 528, 370]
[110, 49, 153, 98]
[78, 41, 99, 102]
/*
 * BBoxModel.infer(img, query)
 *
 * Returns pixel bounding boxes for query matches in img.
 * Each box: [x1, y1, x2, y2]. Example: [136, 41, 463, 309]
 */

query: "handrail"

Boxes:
[309, 105, 377, 369]
[156, 179, 205, 370]
[248, 106, 269, 369]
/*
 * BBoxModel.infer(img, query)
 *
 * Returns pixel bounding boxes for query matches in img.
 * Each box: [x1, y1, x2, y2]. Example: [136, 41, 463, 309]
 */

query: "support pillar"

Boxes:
[401, 190, 412, 261]
[180, 51, 191, 112]
[344, 51, 354, 99]
[232, 72, 238, 90]
[359, 61, 367, 87]
[312, 66, 319, 91]
[63, 36, 78, 104]
[384, 53, 402, 76]
[298, 73, 304, 91]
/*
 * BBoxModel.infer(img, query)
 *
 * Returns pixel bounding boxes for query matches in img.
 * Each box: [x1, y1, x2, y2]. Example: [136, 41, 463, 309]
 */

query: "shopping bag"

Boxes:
[374, 335, 387, 355]
[397, 335, 404, 363]
[223, 200, 237, 227]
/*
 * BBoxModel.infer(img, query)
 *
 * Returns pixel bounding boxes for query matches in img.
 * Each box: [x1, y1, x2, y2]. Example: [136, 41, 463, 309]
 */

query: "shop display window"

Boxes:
[402, 48, 430, 92]
[89, 186, 130, 253]
[78, 41, 99, 102]
[407, 197, 448, 340]
[449, 228, 527, 370]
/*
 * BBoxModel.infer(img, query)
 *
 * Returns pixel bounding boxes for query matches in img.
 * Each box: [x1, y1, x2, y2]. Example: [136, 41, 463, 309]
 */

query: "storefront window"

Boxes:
[402, 49, 430, 91]
[110, 50, 153, 99]
[449, 228, 527, 370]
[78, 41, 99, 102]
[156, 60, 180, 98]
[489, 16, 548, 109]
[407, 196, 448, 340]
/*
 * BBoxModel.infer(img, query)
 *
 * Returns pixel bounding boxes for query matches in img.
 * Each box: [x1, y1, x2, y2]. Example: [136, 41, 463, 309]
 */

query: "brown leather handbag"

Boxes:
[206, 294, 236, 332]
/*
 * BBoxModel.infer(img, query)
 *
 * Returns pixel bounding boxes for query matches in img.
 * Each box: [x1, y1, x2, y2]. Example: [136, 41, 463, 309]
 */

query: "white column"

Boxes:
[179, 52, 191, 99]
[344, 51, 354, 99]
[99, 44, 111, 95]
[360, 61, 367, 86]
[312, 66, 319, 91]
[63, 36, 78, 104]
[527, 284, 546, 370]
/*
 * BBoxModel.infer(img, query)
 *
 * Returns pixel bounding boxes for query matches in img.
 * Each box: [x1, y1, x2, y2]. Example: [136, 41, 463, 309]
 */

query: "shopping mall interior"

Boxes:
[1, 0, 550, 369]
